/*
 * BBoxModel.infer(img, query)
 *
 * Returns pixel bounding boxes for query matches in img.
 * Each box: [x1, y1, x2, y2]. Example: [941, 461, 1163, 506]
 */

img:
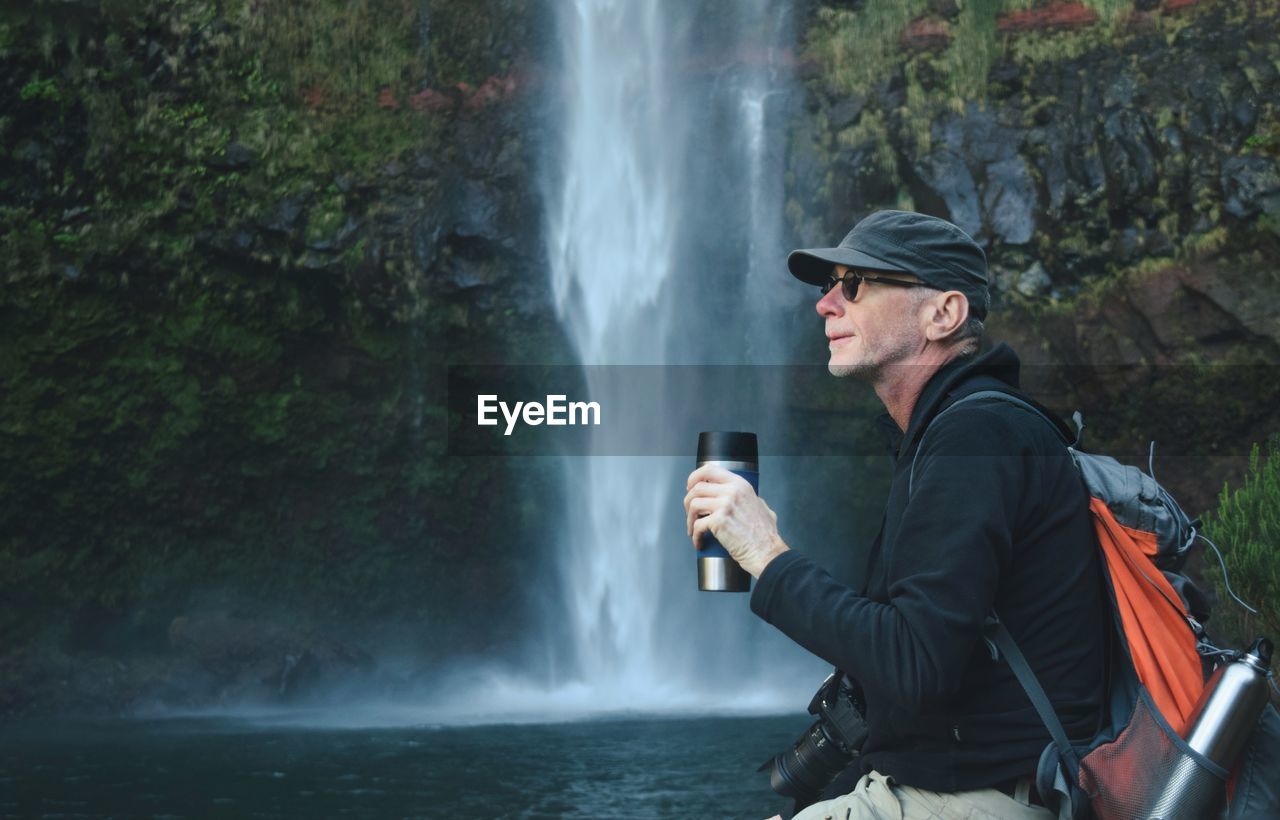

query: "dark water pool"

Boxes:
[0, 714, 810, 819]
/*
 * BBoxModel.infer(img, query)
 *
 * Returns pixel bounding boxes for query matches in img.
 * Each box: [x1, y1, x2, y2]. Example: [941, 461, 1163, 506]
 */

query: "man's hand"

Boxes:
[683, 464, 789, 578]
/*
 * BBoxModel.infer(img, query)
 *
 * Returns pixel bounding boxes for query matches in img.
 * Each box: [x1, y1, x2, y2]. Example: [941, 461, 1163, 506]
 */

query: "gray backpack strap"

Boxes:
[987, 613, 1086, 820]
[908, 390, 1069, 496]
[985, 614, 1080, 772]
[913, 392, 1089, 818]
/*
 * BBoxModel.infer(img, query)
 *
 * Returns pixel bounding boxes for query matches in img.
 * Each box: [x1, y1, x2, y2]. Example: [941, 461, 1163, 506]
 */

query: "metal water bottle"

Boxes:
[695, 431, 757, 592]
[1146, 637, 1273, 819]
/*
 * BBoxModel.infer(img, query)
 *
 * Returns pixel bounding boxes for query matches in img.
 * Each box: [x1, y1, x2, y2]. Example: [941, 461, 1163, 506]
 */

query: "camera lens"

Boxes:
[766, 720, 853, 801]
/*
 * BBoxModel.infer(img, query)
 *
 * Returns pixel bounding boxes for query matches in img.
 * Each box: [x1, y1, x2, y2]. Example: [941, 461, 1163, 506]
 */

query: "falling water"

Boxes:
[538, 0, 820, 712]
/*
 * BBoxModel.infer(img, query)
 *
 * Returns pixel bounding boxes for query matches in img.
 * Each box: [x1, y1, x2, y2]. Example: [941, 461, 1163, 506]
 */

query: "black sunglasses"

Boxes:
[821, 269, 935, 302]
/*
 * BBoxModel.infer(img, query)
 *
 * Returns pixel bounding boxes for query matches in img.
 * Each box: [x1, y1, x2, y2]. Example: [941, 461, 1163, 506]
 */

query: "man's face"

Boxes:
[816, 265, 927, 380]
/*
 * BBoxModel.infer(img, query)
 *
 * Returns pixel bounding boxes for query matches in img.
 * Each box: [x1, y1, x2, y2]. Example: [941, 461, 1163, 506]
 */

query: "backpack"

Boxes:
[913, 389, 1280, 820]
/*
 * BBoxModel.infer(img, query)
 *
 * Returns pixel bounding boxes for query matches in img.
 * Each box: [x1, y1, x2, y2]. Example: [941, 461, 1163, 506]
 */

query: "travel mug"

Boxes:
[695, 431, 757, 592]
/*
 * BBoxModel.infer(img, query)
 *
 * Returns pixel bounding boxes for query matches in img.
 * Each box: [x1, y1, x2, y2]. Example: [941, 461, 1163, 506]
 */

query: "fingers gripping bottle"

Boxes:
[696, 431, 757, 592]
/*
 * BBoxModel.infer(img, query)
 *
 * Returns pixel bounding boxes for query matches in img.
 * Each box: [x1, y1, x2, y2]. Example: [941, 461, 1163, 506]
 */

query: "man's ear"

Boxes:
[922, 290, 969, 342]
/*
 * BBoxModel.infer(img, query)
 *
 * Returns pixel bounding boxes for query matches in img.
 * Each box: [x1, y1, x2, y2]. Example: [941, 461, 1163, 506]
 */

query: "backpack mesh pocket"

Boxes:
[1078, 694, 1226, 820]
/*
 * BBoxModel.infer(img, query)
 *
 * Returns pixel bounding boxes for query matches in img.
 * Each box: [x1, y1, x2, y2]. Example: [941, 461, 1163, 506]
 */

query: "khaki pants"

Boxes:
[790, 770, 1055, 820]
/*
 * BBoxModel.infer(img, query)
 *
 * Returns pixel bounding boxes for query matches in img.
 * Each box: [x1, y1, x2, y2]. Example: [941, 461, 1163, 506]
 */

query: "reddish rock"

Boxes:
[408, 87, 454, 113]
[465, 74, 517, 110]
[997, 1, 1099, 33]
[376, 86, 400, 110]
[300, 84, 328, 110]
[1123, 9, 1160, 32]
[1163, 0, 1201, 11]
[901, 18, 953, 51]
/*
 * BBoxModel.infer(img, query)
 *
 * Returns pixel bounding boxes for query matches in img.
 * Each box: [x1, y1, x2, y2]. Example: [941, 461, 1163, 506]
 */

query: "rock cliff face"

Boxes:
[789, 0, 1279, 510]
[794, 1, 1278, 288]
[0, 0, 565, 717]
[1, 0, 1276, 715]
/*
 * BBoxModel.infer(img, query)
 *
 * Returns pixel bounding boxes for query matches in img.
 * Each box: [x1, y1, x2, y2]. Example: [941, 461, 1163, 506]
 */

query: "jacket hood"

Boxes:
[901, 343, 1062, 455]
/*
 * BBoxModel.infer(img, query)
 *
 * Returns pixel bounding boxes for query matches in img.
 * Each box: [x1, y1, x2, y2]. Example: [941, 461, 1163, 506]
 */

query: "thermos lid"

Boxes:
[698, 431, 758, 464]
[1247, 637, 1273, 668]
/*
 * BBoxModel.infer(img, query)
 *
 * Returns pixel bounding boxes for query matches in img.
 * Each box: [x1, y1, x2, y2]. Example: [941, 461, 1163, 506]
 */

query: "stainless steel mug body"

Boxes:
[696, 432, 758, 593]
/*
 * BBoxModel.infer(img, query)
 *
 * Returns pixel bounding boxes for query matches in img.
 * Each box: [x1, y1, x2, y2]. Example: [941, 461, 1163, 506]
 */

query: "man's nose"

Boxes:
[816, 286, 843, 318]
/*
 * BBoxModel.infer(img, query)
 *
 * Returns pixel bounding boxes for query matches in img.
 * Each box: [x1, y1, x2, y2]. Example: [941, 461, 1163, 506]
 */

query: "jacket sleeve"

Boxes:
[750, 405, 1036, 710]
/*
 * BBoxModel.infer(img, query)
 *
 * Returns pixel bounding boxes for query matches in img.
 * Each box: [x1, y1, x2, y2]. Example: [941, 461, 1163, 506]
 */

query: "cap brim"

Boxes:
[787, 247, 910, 285]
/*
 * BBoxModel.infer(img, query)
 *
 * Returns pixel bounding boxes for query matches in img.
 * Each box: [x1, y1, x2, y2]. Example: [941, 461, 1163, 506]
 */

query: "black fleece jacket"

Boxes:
[751, 344, 1106, 793]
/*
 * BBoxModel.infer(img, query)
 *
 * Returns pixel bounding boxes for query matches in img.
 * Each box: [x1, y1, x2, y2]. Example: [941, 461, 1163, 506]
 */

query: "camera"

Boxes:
[760, 671, 870, 806]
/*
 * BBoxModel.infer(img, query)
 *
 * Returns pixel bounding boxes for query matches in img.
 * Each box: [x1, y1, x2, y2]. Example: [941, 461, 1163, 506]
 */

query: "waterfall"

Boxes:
[535, 0, 823, 713]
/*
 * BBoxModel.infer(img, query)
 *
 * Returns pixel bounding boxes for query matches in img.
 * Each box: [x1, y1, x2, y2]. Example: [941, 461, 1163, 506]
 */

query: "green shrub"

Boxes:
[1202, 438, 1280, 651]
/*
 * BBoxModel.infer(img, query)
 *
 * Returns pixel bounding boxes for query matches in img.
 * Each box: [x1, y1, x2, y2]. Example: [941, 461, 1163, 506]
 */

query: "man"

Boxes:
[684, 211, 1106, 819]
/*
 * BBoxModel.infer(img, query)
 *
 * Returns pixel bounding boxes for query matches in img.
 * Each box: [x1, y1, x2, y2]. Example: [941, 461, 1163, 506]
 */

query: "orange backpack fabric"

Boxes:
[1089, 497, 1205, 733]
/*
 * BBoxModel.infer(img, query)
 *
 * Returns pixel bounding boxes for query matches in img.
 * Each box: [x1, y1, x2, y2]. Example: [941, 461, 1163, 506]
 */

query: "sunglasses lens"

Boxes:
[821, 274, 860, 300]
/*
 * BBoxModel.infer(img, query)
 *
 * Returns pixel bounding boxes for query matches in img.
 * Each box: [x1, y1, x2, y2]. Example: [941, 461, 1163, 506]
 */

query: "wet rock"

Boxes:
[983, 157, 1037, 245]
[991, 264, 1018, 294]
[789, 117, 827, 209]
[208, 140, 256, 171]
[1159, 125, 1184, 154]
[165, 614, 375, 706]
[1102, 75, 1136, 110]
[1100, 109, 1158, 201]
[1115, 229, 1144, 263]
[455, 116, 514, 176]
[231, 227, 254, 252]
[915, 149, 982, 239]
[451, 178, 501, 241]
[1220, 156, 1280, 219]
[198, 225, 257, 259]
[412, 220, 443, 271]
[827, 94, 866, 130]
[265, 188, 311, 235]
[830, 142, 898, 215]
[1016, 262, 1052, 297]
[14, 139, 44, 163]
[915, 109, 1035, 242]
[307, 215, 361, 252]
[300, 252, 336, 271]
[927, 0, 961, 18]
[988, 61, 1023, 98]
[937, 109, 1017, 165]
[446, 254, 500, 292]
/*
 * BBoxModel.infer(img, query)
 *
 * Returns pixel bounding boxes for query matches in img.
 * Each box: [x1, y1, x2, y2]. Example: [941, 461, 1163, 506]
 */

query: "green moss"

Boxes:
[806, 1, 928, 98]
[19, 75, 60, 102]
[232, 0, 426, 109]
[805, 0, 1151, 108]
[1244, 110, 1280, 157]
[845, 109, 897, 176]
[932, 0, 1002, 103]
[1182, 225, 1231, 258]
